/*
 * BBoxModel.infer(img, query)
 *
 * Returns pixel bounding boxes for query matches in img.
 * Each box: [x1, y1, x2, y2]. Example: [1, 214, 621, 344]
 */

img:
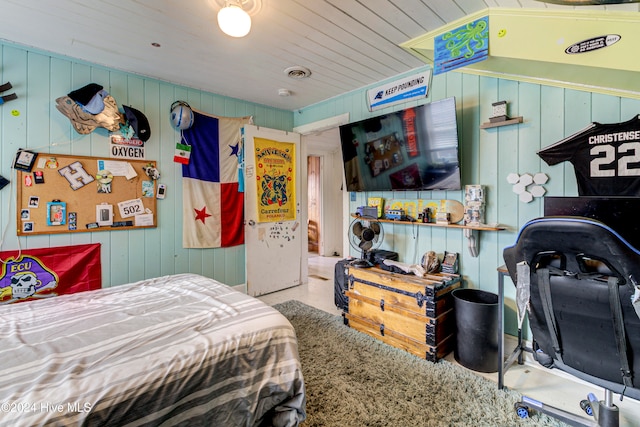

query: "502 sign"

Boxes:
[118, 198, 145, 218]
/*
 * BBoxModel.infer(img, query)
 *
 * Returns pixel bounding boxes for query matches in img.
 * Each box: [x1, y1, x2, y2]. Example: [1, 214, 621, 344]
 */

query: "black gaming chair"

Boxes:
[503, 216, 640, 426]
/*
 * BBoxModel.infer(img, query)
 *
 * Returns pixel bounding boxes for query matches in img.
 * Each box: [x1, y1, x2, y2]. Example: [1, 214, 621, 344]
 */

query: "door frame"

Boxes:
[294, 113, 350, 263]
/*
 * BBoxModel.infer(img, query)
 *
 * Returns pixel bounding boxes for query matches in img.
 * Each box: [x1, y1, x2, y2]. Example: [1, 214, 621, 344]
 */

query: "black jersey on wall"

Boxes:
[538, 115, 640, 196]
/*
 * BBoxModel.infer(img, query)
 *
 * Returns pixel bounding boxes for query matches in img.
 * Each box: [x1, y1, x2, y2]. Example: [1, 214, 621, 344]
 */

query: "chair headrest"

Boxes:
[503, 216, 640, 286]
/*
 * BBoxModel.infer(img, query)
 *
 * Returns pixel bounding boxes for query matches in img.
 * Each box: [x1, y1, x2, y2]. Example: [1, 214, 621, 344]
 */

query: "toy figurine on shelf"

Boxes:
[421, 207, 431, 223]
[435, 211, 450, 225]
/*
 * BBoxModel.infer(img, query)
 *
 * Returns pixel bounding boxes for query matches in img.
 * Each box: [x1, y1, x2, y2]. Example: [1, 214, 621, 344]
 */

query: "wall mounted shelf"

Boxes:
[351, 214, 505, 257]
[480, 117, 523, 129]
[351, 214, 504, 231]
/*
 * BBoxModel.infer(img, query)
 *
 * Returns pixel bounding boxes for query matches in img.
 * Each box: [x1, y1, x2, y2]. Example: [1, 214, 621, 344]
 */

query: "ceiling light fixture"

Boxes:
[217, 1, 251, 38]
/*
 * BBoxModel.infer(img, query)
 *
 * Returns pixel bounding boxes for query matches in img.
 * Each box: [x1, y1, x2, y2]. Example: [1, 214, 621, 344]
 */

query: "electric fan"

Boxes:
[348, 216, 384, 268]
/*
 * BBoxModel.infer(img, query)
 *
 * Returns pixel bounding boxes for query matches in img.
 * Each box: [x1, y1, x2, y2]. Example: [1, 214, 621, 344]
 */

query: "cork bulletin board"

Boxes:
[16, 153, 157, 235]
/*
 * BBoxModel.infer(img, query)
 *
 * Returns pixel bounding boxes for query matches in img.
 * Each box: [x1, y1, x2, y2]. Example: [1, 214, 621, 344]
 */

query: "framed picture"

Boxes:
[68, 212, 77, 230]
[96, 203, 113, 227]
[13, 149, 37, 172]
[442, 251, 459, 274]
[46, 201, 66, 226]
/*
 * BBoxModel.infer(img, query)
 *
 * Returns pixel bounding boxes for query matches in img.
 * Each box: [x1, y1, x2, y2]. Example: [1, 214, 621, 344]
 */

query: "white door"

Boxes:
[243, 124, 305, 296]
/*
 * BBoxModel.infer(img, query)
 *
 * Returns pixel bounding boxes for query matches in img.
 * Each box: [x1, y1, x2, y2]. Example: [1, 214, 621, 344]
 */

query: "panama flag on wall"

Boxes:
[182, 111, 251, 248]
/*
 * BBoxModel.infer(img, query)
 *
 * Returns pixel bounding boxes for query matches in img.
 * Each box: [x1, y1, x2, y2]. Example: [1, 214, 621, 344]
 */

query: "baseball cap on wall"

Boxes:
[123, 105, 151, 142]
[81, 89, 109, 114]
[68, 83, 103, 106]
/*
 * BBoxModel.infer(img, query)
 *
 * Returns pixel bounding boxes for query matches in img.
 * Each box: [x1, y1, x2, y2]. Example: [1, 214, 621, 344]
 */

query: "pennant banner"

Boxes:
[181, 111, 251, 248]
[0, 243, 101, 304]
[254, 138, 296, 223]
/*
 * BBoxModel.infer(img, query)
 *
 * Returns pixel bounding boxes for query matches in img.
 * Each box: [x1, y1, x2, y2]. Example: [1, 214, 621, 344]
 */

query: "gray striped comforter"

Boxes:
[0, 273, 306, 426]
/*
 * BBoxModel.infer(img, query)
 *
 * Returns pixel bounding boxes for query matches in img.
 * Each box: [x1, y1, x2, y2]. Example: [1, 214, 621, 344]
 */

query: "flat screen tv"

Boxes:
[339, 97, 461, 192]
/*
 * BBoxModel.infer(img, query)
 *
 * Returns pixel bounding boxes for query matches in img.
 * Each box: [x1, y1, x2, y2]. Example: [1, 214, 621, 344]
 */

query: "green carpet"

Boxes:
[274, 300, 568, 427]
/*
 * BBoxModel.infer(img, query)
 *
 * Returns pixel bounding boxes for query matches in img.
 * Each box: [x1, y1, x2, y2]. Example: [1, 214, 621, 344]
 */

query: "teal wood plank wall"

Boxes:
[295, 68, 640, 337]
[4, 38, 640, 336]
[0, 41, 293, 287]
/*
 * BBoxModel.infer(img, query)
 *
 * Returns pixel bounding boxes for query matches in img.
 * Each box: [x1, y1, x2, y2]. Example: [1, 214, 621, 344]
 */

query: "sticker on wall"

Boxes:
[508, 172, 548, 203]
[58, 161, 95, 190]
[565, 35, 620, 55]
[267, 222, 296, 247]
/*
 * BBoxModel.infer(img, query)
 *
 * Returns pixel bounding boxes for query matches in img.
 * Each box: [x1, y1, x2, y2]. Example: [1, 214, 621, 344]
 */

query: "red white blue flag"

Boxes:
[181, 111, 251, 248]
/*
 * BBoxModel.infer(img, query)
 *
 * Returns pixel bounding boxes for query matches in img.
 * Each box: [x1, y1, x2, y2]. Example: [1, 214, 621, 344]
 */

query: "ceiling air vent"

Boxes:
[284, 66, 311, 79]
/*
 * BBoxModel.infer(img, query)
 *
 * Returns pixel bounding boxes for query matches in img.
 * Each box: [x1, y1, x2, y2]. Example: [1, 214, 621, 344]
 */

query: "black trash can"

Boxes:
[452, 288, 499, 373]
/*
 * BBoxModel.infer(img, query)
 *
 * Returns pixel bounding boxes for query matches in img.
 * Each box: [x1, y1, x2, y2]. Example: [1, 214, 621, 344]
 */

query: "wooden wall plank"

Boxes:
[141, 79, 162, 281]
[159, 83, 178, 279]
[538, 85, 566, 216]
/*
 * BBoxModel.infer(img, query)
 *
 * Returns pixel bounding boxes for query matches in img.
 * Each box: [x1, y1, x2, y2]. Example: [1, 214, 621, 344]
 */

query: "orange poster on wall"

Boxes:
[254, 138, 296, 223]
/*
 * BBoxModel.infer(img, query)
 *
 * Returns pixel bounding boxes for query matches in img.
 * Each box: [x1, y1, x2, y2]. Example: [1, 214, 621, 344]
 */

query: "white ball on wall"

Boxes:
[170, 101, 194, 130]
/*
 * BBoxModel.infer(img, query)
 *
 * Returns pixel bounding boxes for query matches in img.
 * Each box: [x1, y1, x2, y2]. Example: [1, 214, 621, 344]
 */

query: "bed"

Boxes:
[0, 273, 306, 426]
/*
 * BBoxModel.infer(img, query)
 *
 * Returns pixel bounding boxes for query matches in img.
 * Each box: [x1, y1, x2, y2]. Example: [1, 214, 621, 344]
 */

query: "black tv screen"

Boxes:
[339, 97, 461, 192]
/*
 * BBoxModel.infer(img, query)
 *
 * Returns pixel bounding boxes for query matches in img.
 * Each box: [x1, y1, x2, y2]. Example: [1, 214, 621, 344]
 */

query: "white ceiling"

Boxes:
[0, 0, 637, 111]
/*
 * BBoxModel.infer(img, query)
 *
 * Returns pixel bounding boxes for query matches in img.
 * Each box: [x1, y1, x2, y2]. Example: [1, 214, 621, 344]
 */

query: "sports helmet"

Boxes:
[170, 100, 194, 130]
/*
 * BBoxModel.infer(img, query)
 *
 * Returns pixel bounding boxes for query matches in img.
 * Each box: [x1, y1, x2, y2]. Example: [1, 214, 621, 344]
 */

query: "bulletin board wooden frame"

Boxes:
[16, 153, 157, 235]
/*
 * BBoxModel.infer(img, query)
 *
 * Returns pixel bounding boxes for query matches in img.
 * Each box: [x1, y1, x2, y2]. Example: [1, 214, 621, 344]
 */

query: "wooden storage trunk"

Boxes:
[343, 266, 460, 362]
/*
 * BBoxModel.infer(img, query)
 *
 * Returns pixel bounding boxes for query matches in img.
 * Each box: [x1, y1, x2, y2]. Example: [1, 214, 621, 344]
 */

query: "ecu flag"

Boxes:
[0, 243, 101, 304]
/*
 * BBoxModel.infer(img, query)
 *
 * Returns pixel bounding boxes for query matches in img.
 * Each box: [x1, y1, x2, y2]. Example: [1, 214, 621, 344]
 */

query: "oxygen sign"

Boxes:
[110, 135, 145, 159]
